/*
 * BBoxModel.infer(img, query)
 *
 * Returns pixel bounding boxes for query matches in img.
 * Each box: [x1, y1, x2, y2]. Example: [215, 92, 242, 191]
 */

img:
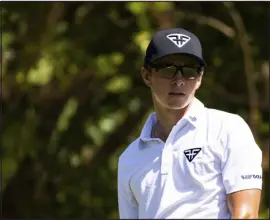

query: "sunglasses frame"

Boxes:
[149, 63, 204, 79]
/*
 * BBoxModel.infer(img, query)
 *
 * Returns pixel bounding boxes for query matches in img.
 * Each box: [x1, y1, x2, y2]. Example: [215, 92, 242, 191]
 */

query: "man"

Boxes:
[117, 28, 262, 219]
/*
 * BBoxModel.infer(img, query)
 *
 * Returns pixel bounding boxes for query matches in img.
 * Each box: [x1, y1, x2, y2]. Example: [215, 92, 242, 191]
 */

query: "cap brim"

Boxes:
[150, 52, 206, 66]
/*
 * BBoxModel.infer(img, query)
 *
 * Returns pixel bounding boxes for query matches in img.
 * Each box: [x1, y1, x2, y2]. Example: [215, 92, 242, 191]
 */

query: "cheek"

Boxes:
[152, 78, 170, 92]
[186, 80, 200, 92]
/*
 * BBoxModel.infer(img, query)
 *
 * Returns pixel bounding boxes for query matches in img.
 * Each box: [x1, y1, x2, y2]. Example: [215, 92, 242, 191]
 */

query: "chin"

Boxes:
[154, 94, 194, 110]
[166, 97, 193, 110]
[166, 102, 189, 110]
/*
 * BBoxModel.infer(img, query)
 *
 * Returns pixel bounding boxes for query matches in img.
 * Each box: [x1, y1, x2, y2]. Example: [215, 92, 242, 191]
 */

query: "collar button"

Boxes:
[190, 116, 197, 121]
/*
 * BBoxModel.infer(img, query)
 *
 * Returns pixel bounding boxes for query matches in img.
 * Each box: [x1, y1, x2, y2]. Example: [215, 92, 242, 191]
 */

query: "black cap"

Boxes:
[144, 28, 206, 67]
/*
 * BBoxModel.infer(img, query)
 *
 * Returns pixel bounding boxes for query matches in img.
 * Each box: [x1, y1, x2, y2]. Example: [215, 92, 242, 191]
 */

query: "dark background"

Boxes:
[1, 2, 269, 219]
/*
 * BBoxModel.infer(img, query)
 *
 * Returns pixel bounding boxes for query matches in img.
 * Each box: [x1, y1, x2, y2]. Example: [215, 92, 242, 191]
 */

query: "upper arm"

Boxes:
[227, 189, 261, 218]
[220, 115, 263, 215]
[117, 158, 138, 219]
[221, 115, 263, 193]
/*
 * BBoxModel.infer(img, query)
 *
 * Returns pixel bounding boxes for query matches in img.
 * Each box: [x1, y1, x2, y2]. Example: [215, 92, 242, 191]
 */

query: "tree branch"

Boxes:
[224, 2, 260, 137]
[182, 12, 236, 38]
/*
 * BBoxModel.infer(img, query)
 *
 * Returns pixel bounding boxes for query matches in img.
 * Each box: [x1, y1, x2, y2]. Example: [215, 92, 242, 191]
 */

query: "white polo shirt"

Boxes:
[117, 98, 262, 219]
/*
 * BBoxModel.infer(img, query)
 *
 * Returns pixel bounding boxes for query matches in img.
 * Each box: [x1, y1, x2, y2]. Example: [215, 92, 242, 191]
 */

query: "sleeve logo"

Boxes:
[241, 174, 262, 179]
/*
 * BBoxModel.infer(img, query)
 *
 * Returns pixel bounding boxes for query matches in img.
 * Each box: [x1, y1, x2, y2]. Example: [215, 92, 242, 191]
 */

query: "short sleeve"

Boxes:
[118, 157, 138, 218]
[221, 115, 263, 194]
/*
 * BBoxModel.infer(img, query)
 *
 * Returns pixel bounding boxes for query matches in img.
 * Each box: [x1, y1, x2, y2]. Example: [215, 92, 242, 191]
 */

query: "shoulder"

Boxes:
[205, 108, 259, 158]
[206, 107, 249, 132]
[205, 107, 254, 145]
[118, 138, 141, 168]
[206, 107, 238, 120]
[206, 108, 257, 149]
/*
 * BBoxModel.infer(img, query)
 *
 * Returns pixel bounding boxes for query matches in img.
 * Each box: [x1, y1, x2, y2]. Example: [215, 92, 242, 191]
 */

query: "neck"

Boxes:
[152, 99, 193, 141]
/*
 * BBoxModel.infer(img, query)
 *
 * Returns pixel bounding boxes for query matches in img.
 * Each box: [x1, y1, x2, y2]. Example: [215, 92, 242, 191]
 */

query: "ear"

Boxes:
[195, 72, 203, 89]
[141, 67, 152, 87]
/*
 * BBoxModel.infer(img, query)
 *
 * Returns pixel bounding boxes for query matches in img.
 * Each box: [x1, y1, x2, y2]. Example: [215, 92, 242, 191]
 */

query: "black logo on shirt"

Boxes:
[241, 174, 262, 180]
[184, 148, 201, 162]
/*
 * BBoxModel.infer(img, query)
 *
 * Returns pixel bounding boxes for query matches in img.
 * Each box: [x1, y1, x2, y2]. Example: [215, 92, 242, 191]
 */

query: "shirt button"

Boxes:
[190, 116, 197, 121]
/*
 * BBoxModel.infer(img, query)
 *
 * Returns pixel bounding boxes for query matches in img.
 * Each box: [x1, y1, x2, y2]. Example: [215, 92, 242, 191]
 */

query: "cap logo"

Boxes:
[166, 33, 190, 48]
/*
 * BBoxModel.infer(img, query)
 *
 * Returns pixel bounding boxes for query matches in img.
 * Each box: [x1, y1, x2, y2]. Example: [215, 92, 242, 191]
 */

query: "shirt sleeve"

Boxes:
[221, 115, 263, 194]
[117, 158, 138, 219]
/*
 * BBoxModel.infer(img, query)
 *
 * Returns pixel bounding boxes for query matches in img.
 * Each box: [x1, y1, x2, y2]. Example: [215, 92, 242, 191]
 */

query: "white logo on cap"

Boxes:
[166, 33, 190, 48]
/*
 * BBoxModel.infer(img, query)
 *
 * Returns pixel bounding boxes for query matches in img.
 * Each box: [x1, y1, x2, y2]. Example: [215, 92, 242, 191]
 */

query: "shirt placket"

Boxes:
[160, 120, 189, 175]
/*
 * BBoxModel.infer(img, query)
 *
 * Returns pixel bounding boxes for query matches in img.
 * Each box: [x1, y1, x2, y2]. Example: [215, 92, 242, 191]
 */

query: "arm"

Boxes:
[227, 189, 261, 219]
[221, 115, 263, 219]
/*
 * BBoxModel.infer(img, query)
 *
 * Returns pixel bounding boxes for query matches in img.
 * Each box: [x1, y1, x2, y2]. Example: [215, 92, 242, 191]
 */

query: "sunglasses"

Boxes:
[150, 63, 203, 80]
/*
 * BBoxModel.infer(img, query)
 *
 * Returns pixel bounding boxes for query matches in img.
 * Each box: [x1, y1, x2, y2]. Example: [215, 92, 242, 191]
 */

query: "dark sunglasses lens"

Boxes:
[182, 67, 199, 79]
[158, 66, 176, 78]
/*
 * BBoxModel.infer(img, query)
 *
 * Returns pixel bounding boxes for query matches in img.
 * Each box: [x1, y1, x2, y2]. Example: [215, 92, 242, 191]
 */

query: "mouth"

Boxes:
[168, 92, 185, 96]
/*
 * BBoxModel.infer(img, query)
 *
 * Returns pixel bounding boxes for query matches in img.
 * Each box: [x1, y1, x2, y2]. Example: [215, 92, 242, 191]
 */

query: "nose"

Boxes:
[172, 71, 185, 86]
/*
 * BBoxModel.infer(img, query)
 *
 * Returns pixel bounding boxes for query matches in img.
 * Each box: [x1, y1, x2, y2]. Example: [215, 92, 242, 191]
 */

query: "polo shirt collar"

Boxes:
[180, 97, 204, 127]
[139, 97, 205, 144]
[139, 112, 158, 143]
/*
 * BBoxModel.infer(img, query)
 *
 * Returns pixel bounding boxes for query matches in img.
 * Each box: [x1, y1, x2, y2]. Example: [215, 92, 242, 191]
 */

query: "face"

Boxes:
[142, 54, 203, 110]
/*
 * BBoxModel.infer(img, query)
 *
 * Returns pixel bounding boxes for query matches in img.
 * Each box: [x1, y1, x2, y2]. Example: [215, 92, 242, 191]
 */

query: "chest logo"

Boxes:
[184, 148, 201, 162]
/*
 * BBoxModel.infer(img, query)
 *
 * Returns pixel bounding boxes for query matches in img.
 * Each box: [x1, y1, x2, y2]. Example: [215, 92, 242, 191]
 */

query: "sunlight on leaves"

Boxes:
[96, 53, 124, 77]
[2, 32, 15, 75]
[16, 72, 25, 84]
[2, 32, 15, 48]
[85, 123, 104, 146]
[68, 64, 79, 75]
[126, 3, 151, 30]
[2, 158, 18, 190]
[10, 12, 20, 22]
[224, 2, 233, 8]
[80, 145, 94, 164]
[111, 52, 124, 65]
[75, 4, 92, 24]
[56, 98, 78, 132]
[70, 153, 81, 168]
[105, 76, 131, 93]
[138, 12, 151, 30]
[99, 117, 115, 133]
[96, 55, 115, 77]
[134, 31, 152, 53]
[126, 2, 148, 15]
[261, 61, 269, 79]
[56, 22, 68, 34]
[27, 55, 54, 85]
[152, 2, 174, 12]
[128, 97, 141, 113]
[99, 110, 127, 133]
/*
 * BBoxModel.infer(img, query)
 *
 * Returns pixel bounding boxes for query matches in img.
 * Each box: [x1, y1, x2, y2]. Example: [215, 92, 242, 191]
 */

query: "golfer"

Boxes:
[117, 28, 262, 219]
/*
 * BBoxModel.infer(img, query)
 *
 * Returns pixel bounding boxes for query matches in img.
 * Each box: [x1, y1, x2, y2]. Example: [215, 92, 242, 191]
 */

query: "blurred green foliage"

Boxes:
[1, 2, 269, 219]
